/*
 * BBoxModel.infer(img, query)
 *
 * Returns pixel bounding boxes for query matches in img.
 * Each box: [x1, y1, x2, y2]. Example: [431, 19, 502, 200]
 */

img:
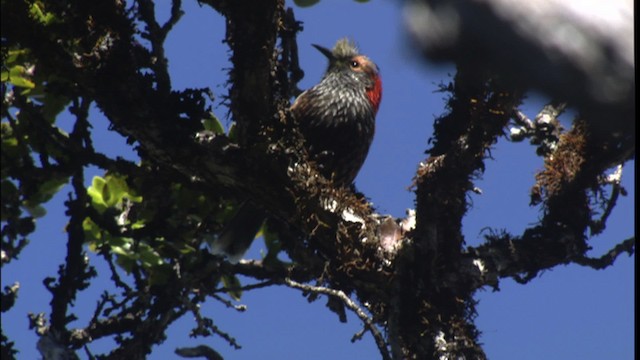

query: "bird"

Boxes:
[210, 38, 382, 263]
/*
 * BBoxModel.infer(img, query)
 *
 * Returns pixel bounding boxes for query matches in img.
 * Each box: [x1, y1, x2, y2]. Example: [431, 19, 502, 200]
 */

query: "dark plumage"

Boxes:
[211, 38, 382, 262]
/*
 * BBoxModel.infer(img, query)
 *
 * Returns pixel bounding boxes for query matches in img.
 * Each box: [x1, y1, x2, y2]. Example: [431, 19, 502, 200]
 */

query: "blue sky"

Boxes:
[2, 1, 634, 359]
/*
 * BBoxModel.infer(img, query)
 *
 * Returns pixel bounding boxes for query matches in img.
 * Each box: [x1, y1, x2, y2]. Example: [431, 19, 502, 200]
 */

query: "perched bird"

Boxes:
[211, 38, 382, 262]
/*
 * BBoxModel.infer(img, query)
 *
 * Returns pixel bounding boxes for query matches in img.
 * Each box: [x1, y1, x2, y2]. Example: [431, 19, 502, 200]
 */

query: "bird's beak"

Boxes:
[312, 44, 334, 60]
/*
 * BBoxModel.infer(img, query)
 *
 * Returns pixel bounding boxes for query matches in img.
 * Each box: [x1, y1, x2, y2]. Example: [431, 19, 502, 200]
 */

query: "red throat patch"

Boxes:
[367, 75, 382, 113]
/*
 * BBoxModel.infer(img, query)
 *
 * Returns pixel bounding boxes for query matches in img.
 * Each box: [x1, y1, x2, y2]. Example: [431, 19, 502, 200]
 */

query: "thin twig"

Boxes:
[283, 278, 391, 360]
[175, 345, 224, 360]
[183, 295, 242, 349]
[590, 164, 625, 235]
[210, 293, 247, 312]
[136, 0, 183, 93]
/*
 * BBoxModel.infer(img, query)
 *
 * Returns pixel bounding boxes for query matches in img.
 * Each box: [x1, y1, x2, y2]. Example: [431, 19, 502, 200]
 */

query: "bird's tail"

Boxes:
[208, 202, 266, 263]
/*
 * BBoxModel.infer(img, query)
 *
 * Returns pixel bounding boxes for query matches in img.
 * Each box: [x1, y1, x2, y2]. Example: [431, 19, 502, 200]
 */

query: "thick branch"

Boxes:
[389, 64, 522, 358]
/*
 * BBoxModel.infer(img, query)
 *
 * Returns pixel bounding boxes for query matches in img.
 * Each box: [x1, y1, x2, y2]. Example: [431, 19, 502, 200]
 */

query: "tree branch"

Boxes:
[284, 278, 391, 360]
[136, 0, 183, 94]
[574, 237, 635, 270]
[391, 64, 522, 358]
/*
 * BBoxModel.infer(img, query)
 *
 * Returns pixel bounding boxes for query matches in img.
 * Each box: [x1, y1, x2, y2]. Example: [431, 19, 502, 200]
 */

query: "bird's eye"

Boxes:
[350, 60, 360, 68]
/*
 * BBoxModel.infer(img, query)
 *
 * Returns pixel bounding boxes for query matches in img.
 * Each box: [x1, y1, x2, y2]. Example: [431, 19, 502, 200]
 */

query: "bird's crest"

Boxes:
[332, 38, 359, 58]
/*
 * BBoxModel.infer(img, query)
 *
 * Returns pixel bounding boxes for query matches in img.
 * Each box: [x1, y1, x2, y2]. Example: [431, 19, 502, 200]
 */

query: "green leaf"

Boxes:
[293, 0, 321, 7]
[87, 174, 141, 214]
[5, 49, 30, 64]
[115, 254, 135, 273]
[2, 65, 36, 89]
[107, 174, 142, 203]
[83, 218, 103, 247]
[109, 237, 133, 257]
[202, 112, 224, 134]
[261, 224, 284, 266]
[131, 219, 146, 230]
[1, 124, 21, 174]
[87, 176, 108, 214]
[28, 2, 59, 25]
[103, 176, 126, 207]
[138, 243, 164, 268]
[40, 93, 71, 124]
[148, 264, 173, 285]
[1, 180, 19, 221]
[227, 122, 237, 141]
[37, 177, 68, 201]
[221, 275, 242, 301]
[24, 204, 46, 218]
[22, 176, 68, 217]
